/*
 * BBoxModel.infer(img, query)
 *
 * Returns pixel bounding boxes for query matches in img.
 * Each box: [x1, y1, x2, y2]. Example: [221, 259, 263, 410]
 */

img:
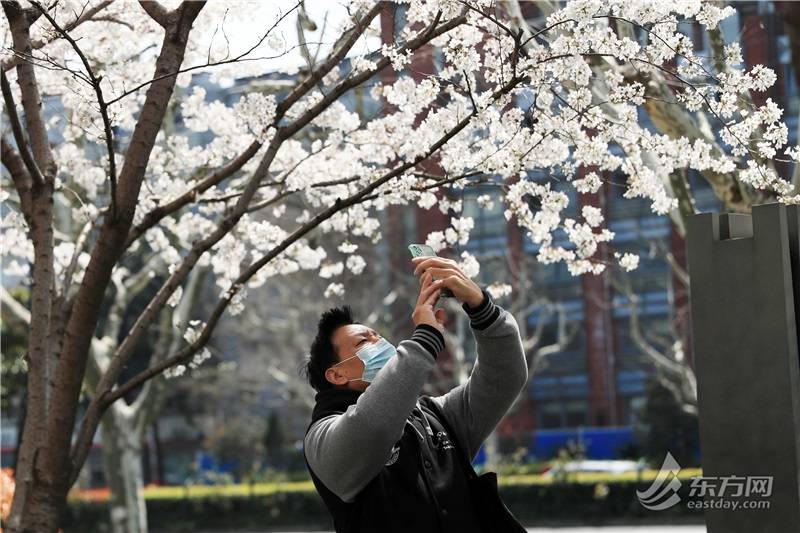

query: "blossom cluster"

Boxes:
[1, 0, 795, 372]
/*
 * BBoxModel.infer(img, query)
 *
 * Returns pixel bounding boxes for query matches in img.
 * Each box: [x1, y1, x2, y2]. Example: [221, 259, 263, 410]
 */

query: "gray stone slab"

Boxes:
[687, 203, 800, 533]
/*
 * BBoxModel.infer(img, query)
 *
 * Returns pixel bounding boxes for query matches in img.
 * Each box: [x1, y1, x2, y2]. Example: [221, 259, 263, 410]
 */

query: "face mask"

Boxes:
[333, 337, 397, 383]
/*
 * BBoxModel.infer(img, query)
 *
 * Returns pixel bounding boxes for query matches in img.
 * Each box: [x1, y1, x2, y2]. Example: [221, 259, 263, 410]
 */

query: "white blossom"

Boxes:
[486, 282, 512, 299]
[324, 282, 345, 298]
[319, 261, 344, 279]
[615, 252, 640, 272]
[164, 365, 186, 379]
[425, 231, 447, 253]
[458, 251, 480, 278]
[581, 206, 604, 228]
[345, 254, 366, 275]
[476, 194, 494, 209]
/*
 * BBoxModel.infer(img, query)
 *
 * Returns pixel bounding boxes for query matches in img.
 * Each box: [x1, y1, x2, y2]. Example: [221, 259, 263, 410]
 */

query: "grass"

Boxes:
[68, 468, 703, 503]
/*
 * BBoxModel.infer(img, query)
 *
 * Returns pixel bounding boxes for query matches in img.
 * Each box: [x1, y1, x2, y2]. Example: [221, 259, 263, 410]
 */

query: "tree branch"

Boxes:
[60, 220, 92, 299]
[2, 0, 56, 180]
[1, 137, 35, 222]
[102, 72, 526, 407]
[138, 0, 168, 28]
[274, 2, 385, 119]
[123, 142, 261, 249]
[30, 0, 118, 216]
[107, 1, 303, 105]
[121, 1, 387, 249]
[1, 70, 44, 186]
[101, 4, 392, 394]
[1, 0, 115, 72]
[612, 275, 688, 380]
[49, 0, 207, 480]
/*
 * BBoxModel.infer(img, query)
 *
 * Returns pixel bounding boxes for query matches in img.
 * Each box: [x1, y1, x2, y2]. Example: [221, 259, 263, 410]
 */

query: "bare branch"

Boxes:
[275, 2, 384, 119]
[60, 220, 92, 298]
[662, 249, 690, 288]
[613, 274, 697, 415]
[612, 275, 687, 379]
[296, 0, 317, 72]
[131, 266, 204, 433]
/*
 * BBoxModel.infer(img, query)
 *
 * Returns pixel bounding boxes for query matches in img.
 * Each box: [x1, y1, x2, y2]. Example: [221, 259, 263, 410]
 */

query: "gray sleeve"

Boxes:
[303, 334, 441, 502]
[430, 306, 529, 459]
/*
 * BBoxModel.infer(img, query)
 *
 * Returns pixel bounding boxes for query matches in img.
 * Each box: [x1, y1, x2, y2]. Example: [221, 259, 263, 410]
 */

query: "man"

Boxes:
[302, 256, 528, 532]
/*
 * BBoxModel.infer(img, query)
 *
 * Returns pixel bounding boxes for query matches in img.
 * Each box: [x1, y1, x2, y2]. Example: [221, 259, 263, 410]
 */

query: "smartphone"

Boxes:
[408, 244, 453, 297]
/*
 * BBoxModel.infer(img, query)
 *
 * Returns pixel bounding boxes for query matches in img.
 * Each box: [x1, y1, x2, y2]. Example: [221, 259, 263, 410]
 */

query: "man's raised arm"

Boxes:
[430, 288, 529, 458]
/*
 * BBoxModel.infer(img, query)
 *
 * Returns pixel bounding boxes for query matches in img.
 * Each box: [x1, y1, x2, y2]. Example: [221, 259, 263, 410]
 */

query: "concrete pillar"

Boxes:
[687, 203, 800, 532]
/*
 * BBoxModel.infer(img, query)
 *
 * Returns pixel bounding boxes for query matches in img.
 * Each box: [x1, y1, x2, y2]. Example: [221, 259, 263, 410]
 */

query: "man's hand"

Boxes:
[411, 256, 484, 308]
[411, 271, 445, 332]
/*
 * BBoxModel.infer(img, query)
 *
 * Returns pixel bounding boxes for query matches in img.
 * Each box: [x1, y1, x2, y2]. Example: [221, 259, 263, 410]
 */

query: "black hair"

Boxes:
[303, 305, 355, 391]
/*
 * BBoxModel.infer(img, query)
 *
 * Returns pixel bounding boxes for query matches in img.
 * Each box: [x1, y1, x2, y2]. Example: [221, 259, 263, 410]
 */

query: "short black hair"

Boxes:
[303, 305, 355, 391]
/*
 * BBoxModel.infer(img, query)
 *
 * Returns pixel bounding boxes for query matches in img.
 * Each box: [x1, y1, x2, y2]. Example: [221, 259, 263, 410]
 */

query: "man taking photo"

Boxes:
[302, 255, 528, 532]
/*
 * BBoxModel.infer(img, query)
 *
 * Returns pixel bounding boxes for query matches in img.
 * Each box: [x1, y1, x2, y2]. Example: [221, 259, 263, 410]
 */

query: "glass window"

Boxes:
[461, 185, 507, 255]
[565, 400, 588, 427]
[540, 406, 562, 429]
[536, 399, 588, 429]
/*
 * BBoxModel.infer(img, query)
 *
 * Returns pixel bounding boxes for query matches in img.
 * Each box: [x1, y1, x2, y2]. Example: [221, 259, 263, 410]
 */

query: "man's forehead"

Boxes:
[332, 324, 371, 345]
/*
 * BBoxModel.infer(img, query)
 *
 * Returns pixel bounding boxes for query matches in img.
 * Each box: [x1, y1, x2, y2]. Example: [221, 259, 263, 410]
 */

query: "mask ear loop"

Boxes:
[331, 354, 358, 368]
[330, 354, 364, 382]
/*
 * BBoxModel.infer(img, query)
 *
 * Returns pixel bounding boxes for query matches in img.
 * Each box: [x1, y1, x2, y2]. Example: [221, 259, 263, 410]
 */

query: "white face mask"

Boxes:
[332, 337, 397, 382]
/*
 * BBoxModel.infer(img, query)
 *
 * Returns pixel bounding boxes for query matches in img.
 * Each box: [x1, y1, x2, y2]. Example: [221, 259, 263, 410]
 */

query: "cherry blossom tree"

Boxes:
[1, 0, 796, 530]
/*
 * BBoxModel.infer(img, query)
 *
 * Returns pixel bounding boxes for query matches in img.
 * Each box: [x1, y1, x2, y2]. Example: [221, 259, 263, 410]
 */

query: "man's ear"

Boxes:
[325, 365, 349, 386]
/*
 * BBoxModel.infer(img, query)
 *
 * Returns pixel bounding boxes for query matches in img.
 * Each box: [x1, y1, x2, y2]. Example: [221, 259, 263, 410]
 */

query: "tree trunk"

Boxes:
[101, 406, 148, 533]
[8, 482, 64, 533]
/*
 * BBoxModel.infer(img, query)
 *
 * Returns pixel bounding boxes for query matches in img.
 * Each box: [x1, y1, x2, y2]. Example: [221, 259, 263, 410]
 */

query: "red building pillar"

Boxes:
[578, 174, 619, 427]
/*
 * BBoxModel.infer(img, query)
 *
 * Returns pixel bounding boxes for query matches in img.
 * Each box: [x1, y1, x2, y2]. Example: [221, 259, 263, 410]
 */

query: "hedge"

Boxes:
[64, 481, 704, 532]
